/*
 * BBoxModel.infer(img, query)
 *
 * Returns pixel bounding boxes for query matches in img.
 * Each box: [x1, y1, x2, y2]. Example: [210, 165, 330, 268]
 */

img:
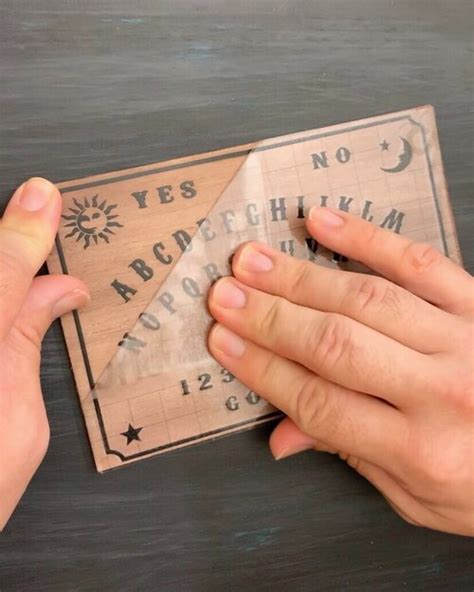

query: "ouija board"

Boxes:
[47, 105, 461, 472]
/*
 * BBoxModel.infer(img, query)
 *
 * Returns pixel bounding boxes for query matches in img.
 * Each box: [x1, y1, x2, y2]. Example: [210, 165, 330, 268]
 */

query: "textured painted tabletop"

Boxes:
[1, 1, 473, 591]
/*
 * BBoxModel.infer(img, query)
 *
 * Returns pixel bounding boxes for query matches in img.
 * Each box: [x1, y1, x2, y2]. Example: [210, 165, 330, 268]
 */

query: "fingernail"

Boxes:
[309, 207, 345, 227]
[274, 443, 313, 460]
[239, 244, 273, 273]
[52, 289, 90, 319]
[18, 177, 57, 212]
[210, 324, 246, 358]
[212, 279, 246, 309]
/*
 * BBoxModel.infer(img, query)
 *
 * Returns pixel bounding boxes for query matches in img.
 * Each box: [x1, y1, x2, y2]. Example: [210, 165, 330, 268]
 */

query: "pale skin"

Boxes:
[1, 179, 473, 535]
[0, 178, 90, 530]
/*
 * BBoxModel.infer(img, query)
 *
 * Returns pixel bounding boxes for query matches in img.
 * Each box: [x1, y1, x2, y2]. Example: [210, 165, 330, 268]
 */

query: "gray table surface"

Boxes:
[1, 1, 473, 591]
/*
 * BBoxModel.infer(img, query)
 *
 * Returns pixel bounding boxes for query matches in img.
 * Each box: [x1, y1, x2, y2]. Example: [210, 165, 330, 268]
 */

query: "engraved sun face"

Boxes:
[62, 195, 123, 249]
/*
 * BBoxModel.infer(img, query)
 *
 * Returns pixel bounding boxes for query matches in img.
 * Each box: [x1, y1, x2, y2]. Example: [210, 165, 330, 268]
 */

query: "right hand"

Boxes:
[208, 208, 474, 535]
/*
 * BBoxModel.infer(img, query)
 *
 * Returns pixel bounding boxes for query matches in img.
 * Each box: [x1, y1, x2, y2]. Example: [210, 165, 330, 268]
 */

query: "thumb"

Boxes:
[0, 177, 62, 341]
[15, 274, 90, 346]
[269, 417, 337, 460]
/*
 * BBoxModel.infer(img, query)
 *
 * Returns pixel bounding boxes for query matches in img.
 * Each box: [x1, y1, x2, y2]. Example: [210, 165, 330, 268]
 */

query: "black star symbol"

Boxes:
[121, 424, 143, 445]
[380, 140, 390, 151]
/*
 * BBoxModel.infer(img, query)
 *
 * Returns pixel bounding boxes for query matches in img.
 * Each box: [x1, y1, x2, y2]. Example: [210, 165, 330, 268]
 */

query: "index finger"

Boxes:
[307, 207, 473, 316]
[0, 177, 62, 341]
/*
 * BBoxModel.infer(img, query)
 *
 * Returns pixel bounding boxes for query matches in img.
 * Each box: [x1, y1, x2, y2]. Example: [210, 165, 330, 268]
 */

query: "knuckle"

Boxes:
[311, 314, 353, 372]
[442, 371, 474, 418]
[401, 241, 444, 275]
[291, 261, 313, 295]
[4, 224, 45, 251]
[258, 297, 284, 341]
[406, 440, 440, 490]
[0, 247, 29, 295]
[294, 378, 326, 434]
[406, 431, 468, 493]
[364, 222, 381, 250]
[0, 250, 31, 339]
[349, 275, 402, 316]
[293, 378, 344, 440]
[423, 456, 461, 491]
[258, 351, 282, 394]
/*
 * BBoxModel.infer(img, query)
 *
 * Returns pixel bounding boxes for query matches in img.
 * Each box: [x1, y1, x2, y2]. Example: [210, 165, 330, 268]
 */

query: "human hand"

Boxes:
[0, 178, 89, 529]
[207, 207, 474, 536]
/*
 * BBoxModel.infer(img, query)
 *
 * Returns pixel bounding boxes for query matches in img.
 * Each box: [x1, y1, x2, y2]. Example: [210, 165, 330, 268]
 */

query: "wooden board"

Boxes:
[47, 105, 460, 471]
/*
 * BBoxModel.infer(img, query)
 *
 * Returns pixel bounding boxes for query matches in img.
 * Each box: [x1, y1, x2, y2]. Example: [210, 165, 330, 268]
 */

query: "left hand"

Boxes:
[0, 178, 90, 529]
[207, 207, 474, 536]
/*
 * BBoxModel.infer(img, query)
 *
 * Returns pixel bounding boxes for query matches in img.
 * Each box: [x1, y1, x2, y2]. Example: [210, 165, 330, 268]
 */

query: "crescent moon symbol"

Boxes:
[381, 137, 413, 173]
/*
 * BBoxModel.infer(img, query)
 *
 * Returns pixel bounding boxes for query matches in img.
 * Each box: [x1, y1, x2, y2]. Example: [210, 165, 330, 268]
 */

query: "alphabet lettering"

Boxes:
[172, 229, 192, 253]
[131, 190, 148, 209]
[118, 333, 146, 351]
[129, 259, 153, 281]
[270, 197, 287, 222]
[153, 242, 173, 265]
[197, 218, 217, 241]
[226, 396, 239, 411]
[111, 280, 137, 303]
[180, 180, 197, 199]
[139, 312, 160, 330]
[338, 196, 354, 212]
[279, 239, 295, 256]
[182, 277, 202, 299]
[312, 151, 329, 169]
[157, 185, 174, 204]
[361, 200, 374, 222]
[380, 209, 405, 233]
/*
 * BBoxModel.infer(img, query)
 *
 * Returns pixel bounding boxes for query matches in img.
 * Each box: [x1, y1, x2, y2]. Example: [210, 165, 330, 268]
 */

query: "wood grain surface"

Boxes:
[1, 1, 473, 590]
